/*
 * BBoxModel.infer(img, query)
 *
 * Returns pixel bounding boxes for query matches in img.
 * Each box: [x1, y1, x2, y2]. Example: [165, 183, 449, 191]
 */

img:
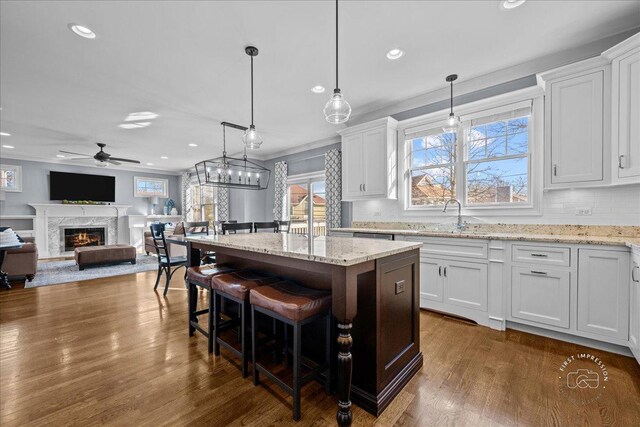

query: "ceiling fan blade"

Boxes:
[59, 150, 92, 156]
[107, 159, 122, 165]
[109, 157, 141, 164]
[69, 157, 94, 161]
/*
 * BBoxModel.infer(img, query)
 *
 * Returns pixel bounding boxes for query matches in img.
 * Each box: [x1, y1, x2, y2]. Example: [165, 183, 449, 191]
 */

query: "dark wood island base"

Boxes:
[184, 235, 422, 425]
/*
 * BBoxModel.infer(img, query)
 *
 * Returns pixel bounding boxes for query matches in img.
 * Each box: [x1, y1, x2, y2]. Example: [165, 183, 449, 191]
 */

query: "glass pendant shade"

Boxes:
[242, 124, 263, 149]
[94, 159, 108, 168]
[324, 90, 352, 124]
[442, 113, 461, 133]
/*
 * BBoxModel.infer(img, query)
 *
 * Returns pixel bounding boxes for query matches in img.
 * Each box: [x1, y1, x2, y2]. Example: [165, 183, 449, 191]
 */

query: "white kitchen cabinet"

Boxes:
[604, 33, 640, 183]
[577, 248, 630, 340]
[511, 266, 570, 328]
[548, 70, 605, 184]
[339, 117, 398, 201]
[419, 256, 443, 303]
[443, 260, 488, 312]
[629, 250, 640, 364]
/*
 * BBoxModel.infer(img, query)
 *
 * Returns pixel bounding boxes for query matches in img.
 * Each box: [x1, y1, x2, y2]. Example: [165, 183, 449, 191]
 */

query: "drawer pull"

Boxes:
[531, 253, 548, 257]
[633, 265, 639, 283]
[438, 266, 442, 276]
[443, 267, 447, 277]
[531, 270, 548, 275]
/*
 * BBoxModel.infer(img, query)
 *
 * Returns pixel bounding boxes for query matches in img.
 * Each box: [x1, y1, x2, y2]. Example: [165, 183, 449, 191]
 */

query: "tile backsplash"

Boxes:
[352, 186, 640, 226]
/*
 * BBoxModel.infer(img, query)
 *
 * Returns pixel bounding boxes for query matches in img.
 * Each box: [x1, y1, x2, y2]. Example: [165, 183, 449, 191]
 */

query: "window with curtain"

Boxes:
[405, 101, 532, 208]
[186, 179, 216, 227]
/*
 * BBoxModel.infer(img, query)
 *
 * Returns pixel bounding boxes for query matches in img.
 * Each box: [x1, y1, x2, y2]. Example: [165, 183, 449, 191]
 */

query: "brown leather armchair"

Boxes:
[2, 237, 38, 282]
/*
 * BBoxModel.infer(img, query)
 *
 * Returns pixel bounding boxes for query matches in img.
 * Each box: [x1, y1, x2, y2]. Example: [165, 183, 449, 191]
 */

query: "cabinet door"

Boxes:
[341, 133, 364, 199]
[550, 71, 604, 184]
[630, 256, 640, 363]
[443, 260, 488, 311]
[419, 256, 443, 304]
[511, 267, 570, 328]
[578, 249, 630, 339]
[616, 51, 640, 179]
[362, 127, 387, 197]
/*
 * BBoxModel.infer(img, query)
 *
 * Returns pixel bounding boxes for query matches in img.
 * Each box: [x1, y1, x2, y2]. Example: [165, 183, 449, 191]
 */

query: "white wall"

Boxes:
[352, 185, 640, 226]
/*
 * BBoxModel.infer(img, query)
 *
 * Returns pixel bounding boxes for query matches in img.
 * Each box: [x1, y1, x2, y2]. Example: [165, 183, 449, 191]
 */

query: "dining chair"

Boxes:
[149, 223, 189, 296]
[184, 221, 209, 236]
[253, 221, 279, 233]
[276, 220, 290, 233]
[222, 222, 253, 234]
[214, 220, 237, 235]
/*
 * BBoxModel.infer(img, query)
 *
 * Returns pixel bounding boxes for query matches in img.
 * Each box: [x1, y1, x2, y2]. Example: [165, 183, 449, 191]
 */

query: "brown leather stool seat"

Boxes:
[210, 270, 280, 377]
[249, 281, 331, 322]
[250, 281, 332, 421]
[187, 263, 237, 353]
[187, 264, 235, 288]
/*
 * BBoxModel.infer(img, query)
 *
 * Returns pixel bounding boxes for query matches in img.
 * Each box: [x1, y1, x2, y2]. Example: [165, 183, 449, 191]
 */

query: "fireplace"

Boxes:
[62, 227, 106, 252]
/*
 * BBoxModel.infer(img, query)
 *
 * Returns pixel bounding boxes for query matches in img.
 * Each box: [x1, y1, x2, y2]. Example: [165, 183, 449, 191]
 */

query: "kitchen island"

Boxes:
[181, 233, 422, 426]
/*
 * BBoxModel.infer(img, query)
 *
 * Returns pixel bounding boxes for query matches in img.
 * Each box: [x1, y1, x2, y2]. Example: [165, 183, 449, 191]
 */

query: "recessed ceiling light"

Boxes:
[125, 112, 158, 122]
[68, 23, 96, 39]
[500, 0, 526, 10]
[118, 122, 151, 129]
[311, 85, 325, 94]
[188, 143, 198, 147]
[146, 162, 154, 166]
[0, 132, 10, 137]
[160, 156, 168, 159]
[2, 144, 15, 149]
[386, 48, 404, 60]
[56, 154, 66, 158]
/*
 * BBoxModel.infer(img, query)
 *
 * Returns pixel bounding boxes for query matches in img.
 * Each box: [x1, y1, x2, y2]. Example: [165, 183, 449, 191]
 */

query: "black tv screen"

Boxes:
[50, 171, 116, 202]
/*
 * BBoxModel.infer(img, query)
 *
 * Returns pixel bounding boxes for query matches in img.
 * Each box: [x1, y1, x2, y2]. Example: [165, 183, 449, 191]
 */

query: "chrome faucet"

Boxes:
[443, 198, 466, 231]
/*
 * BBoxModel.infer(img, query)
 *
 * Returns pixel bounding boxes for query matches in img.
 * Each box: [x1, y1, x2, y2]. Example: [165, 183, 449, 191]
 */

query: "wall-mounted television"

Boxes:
[50, 171, 116, 202]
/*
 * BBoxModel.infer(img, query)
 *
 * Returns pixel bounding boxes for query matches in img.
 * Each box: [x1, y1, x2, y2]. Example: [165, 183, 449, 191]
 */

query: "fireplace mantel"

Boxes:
[29, 203, 132, 258]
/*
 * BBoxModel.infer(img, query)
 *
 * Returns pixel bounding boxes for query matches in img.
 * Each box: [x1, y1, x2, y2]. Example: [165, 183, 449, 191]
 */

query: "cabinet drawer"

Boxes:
[511, 267, 571, 328]
[511, 244, 570, 267]
[416, 238, 488, 259]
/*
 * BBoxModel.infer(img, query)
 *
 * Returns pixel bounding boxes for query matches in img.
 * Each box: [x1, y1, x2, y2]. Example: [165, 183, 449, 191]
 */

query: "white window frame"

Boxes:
[0, 164, 22, 192]
[398, 86, 544, 217]
[133, 176, 169, 198]
[286, 171, 326, 235]
[186, 176, 218, 224]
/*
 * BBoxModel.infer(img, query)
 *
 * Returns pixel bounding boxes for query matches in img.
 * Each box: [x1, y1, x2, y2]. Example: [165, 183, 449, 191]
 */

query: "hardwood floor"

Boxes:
[1, 270, 639, 426]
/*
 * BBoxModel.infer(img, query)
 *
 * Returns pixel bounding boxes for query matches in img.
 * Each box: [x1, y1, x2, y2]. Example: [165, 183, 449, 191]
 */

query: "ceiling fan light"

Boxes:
[324, 90, 351, 124]
[94, 159, 108, 168]
[243, 125, 263, 149]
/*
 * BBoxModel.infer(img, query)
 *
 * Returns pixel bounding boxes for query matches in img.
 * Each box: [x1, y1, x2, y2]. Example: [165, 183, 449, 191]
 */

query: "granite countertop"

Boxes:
[330, 227, 640, 248]
[182, 233, 422, 266]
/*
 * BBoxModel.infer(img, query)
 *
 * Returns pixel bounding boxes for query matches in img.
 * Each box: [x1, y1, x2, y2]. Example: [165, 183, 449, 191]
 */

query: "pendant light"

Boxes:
[442, 74, 461, 133]
[323, 0, 351, 124]
[242, 46, 263, 149]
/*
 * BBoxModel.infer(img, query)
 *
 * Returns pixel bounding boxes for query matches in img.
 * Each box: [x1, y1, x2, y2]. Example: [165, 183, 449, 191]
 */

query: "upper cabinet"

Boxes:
[339, 117, 398, 201]
[539, 57, 610, 188]
[538, 32, 640, 189]
[604, 33, 640, 184]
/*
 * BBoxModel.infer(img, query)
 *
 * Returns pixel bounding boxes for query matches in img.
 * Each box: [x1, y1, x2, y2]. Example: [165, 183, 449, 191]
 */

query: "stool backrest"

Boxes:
[184, 221, 209, 236]
[276, 220, 290, 233]
[254, 221, 279, 233]
[222, 222, 253, 234]
[149, 223, 170, 261]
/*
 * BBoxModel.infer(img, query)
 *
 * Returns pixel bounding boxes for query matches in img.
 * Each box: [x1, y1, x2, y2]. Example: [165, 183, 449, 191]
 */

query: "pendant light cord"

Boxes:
[335, 0, 339, 89]
[450, 80, 453, 114]
[251, 55, 254, 126]
[222, 123, 227, 157]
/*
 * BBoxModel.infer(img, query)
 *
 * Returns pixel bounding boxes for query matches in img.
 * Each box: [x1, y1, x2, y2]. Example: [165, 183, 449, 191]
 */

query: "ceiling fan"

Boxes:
[59, 143, 141, 167]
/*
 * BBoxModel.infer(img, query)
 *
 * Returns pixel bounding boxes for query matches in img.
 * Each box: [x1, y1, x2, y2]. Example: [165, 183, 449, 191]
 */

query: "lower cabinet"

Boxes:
[419, 256, 487, 312]
[628, 251, 640, 363]
[577, 249, 630, 340]
[511, 267, 571, 328]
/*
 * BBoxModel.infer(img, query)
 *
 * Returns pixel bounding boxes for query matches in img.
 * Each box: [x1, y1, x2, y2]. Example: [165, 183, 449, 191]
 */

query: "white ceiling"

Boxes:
[1, 0, 638, 172]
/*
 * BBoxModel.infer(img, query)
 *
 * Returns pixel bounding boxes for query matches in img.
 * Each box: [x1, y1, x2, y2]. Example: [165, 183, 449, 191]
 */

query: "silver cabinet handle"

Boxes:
[531, 270, 548, 275]
[363, 183, 366, 192]
[619, 155, 625, 169]
[443, 267, 447, 277]
[633, 265, 639, 283]
[359, 184, 363, 191]
[438, 266, 442, 276]
[553, 164, 557, 176]
[531, 253, 548, 258]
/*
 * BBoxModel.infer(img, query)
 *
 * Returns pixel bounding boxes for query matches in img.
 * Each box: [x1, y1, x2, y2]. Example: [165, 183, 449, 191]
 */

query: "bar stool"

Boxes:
[250, 281, 332, 421]
[187, 264, 236, 353]
[211, 270, 279, 377]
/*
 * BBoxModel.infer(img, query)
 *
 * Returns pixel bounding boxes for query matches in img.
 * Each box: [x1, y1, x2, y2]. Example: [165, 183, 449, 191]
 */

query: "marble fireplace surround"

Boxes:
[29, 204, 131, 258]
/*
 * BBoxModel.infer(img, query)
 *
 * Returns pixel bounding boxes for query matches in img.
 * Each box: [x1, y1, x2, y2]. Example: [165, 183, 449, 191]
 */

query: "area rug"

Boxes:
[26, 255, 159, 288]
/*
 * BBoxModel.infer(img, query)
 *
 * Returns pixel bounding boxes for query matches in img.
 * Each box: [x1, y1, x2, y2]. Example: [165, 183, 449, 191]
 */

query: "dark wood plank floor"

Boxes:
[1, 271, 639, 426]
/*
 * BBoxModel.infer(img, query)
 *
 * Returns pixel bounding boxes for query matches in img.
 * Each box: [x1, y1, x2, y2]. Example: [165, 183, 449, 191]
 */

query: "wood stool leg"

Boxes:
[188, 281, 197, 337]
[292, 322, 302, 421]
[213, 291, 221, 356]
[325, 313, 332, 394]
[241, 301, 248, 378]
[207, 288, 214, 353]
[252, 305, 259, 386]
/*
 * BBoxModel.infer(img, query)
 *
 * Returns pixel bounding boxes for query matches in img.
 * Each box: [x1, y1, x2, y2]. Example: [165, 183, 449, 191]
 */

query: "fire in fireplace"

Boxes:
[63, 227, 106, 252]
